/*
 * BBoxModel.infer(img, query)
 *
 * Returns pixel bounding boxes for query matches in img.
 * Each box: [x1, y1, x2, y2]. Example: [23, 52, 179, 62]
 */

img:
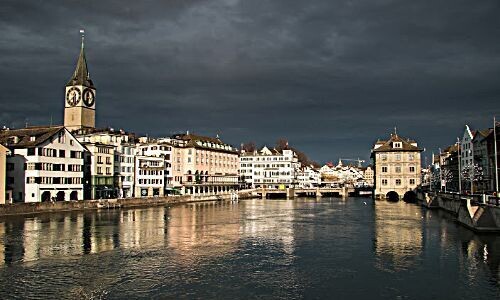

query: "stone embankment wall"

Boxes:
[417, 191, 500, 232]
[0, 191, 259, 217]
[436, 193, 463, 214]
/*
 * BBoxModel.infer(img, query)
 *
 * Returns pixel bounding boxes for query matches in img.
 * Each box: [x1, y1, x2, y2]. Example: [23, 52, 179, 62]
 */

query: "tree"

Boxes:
[441, 169, 453, 192]
[274, 138, 320, 167]
[275, 138, 289, 151]
[241, 141, 256, 152]
[461, 164, 483, 194]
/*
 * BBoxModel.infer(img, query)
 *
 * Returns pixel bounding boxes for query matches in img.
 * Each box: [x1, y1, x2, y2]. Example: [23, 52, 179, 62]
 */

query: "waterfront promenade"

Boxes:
[0, 197, 498, 299]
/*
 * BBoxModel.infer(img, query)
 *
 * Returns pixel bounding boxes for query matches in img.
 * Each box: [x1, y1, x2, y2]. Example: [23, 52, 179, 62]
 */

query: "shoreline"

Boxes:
[0, 191, 259, 217]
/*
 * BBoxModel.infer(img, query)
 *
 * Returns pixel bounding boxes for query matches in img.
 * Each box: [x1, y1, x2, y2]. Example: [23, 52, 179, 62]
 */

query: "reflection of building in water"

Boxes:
[167, 201, 240, 259]
[456, 231, 500, 286]
[24, 215, 85, 261]
[0, 208, 170, 264]
[118, 207, 166, 250]
[374, 201, 423, 271]
[87, 212, 119, 254]
[0, 222, 4, 265]
[425, 209, 500, 286]
[0, 214, 86, 265]
[240, 199, 296, 255]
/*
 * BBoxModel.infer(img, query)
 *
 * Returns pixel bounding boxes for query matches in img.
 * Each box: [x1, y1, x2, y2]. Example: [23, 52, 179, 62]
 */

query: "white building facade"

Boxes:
[76, 129, 136, 198]
[134, 156, 165, 197]
[240, 147, 299, 189]
[0, 126, 86, 203]
[136, 141, 173, 194]
[296, 165, 320, 188]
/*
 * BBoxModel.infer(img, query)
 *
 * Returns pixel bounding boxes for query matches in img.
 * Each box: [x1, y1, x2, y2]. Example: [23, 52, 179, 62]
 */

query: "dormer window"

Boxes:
[30, 136, 36, 142]
[8, 136, 19, 144]
[393, 142, 402, 149]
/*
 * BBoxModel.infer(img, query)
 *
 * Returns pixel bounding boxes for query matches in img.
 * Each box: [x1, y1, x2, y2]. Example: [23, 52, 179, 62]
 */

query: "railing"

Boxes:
[436, 191, 500, 207]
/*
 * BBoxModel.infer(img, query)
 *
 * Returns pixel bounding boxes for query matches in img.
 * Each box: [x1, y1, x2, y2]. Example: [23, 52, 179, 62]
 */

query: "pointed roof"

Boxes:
[66, 40, 95, 88]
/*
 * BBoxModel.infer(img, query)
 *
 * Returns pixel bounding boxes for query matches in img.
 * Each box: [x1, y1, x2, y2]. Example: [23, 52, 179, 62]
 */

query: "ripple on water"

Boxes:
[0, 198, 499, 299]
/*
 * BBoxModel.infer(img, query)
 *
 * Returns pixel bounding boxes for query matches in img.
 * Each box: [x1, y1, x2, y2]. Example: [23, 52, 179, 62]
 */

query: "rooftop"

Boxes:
[0, 126, 64, 148]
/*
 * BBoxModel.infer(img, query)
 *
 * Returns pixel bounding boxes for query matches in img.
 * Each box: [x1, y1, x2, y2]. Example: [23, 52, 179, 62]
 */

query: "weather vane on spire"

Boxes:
[80, 29, 85, 48]
[394, 126, 398, 136]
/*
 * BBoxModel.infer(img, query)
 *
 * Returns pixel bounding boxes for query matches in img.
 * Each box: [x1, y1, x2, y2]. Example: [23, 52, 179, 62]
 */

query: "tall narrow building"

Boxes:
[64, 35, 96, 131]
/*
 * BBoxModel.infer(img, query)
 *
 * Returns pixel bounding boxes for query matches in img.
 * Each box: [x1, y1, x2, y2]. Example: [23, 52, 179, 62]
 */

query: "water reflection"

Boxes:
[0, 208, 170, 265]
[373, 201, 424, 272]
[0, 198, 499, 299]
[240, 199, 296, 254]
[167, 201, 241, 259]
[457, 229, 500, 287]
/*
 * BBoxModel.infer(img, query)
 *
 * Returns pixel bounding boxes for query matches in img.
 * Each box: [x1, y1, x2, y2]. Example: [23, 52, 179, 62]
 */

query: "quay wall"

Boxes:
[437, 193, 462, 215]
[416, 191, 439, 208]
[0, 191, 259, 217]
[417, 191, 500, 232]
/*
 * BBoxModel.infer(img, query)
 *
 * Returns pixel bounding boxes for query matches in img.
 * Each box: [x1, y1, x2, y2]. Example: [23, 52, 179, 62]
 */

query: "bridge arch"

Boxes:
[403, 191, 417, 203]
[386, 191, 399, 202]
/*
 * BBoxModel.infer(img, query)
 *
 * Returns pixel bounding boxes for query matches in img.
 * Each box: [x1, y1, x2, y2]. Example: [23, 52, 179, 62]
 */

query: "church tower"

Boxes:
[64, 31, 96, 131]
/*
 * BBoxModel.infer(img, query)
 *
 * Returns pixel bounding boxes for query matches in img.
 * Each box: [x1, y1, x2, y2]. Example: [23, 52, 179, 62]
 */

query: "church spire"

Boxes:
[66, 29, 95, 88]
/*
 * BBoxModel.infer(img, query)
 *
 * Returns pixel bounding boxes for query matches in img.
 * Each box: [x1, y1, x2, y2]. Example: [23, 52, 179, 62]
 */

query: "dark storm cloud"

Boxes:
[1, 0, 499, 163]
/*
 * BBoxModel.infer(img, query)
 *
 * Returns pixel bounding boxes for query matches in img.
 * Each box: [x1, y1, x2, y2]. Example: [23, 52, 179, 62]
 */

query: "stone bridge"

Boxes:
[248, 187, 356, 199]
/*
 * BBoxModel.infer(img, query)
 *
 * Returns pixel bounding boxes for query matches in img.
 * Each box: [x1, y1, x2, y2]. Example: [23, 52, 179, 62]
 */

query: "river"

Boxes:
[0, 197, 499, 299]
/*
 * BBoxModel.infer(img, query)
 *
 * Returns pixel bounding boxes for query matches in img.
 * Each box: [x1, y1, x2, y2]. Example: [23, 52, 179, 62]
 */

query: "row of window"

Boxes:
[26, 177, 82, 184]
[24, 162, 82, 172]
[380, 153, 415, 161]
[27, 148, 82, 159]
[252, 171, 292, 176]
[138, 179, 163, 185]
[97, 167, 112, 175]
[241, 163, 293, 168]
[267, 171, 291, 176]
[138, 159, 161, 167]
[193, 158, 238, 168]
[381, 179, 416, 186]
[117, 166, 133, 173]
[97, 147, 111, 154]
[255, 179, 292, 183]
[194, 152, 237, 161]
[241, 156, 291, 162]
[381, 166, 416, 173]
[143, 146, 171, 151]
[138, 170, 163, 175]
[116, 155, 134, 164]
[97, 156, 112, 164]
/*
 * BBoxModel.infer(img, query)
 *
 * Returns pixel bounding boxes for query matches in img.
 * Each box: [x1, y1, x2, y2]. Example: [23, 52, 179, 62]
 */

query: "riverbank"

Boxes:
[0, 190, 259, 217]
[416, 190, 500, 233]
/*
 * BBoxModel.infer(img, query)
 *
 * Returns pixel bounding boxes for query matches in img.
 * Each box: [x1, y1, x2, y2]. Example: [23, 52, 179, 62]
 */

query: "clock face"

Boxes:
[82, 88, 95, 107]
[66, 87, 81, 107]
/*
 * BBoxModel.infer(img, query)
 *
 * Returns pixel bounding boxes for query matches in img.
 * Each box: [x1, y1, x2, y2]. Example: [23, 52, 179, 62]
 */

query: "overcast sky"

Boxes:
[1, 0, 499, 164]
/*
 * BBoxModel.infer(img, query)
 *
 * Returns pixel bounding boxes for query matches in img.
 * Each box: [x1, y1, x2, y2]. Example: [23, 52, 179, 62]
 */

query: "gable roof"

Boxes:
[0, 126, 65, 148]
[472, 128, 493, 142]
[372, 134, 423, 152]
